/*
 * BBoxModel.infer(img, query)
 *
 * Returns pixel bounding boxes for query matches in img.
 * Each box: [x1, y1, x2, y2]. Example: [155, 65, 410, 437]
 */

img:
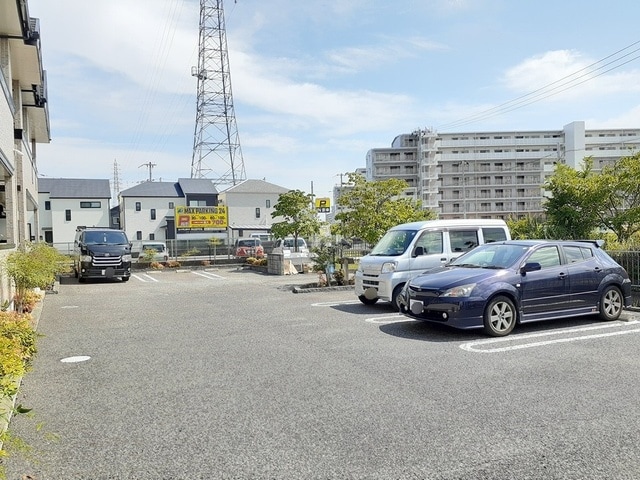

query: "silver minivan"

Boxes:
[354, 219, 511, 310]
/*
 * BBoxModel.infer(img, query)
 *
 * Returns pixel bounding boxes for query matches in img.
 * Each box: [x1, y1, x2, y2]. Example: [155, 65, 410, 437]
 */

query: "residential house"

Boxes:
[38, 178, 111, 249]
[219, 179, 290, 238]
[118, 178, 218, 242]
[0, 0, 50, 302]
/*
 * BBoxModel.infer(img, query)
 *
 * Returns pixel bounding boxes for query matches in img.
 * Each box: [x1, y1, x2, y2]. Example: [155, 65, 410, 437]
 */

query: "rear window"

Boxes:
[238, 239, 260, 247]
[482, 227, 508, 243]
[143, 244, 166, 252]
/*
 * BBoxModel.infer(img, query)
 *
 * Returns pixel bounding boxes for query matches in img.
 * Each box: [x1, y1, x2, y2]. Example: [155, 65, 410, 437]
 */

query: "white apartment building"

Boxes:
[0, 0, 50, 303]
[365, 121, 640, 219]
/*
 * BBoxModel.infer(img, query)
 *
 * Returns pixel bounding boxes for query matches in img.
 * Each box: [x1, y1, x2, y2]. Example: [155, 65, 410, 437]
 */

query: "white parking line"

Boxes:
[131, 273, 159, 282]
[311, 300, 361, 307]
[460, 320, 640, 353]
[365, 315, 406, 324]
[192, 270, 224, 279]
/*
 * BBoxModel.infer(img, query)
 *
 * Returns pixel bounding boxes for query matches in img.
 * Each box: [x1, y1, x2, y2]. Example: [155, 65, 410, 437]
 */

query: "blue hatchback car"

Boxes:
[399, 240, 632, 336]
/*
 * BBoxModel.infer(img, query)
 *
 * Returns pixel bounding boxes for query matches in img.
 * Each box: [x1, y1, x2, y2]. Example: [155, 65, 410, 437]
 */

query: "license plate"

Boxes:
[409, 299, 424, 314]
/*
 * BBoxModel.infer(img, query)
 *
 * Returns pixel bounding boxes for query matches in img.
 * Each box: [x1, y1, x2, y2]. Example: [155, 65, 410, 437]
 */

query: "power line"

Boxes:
[437, 40, 640, 131]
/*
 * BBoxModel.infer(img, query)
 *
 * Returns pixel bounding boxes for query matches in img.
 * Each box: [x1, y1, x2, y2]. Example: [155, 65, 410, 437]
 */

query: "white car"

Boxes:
[272, 238, 309, 256]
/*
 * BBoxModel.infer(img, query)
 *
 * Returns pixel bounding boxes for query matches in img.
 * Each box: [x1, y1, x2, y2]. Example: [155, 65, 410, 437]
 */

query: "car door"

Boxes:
[409, 230, 447, 273]
[563, 245, 602, 310]
[519, 245, 571, 320]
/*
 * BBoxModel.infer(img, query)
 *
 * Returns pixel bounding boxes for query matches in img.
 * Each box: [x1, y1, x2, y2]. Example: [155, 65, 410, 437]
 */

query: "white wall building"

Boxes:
[365, 121, 640, 219]
[219, 179, 289, 238]
[38, 178, 111, 248]
[0, 0, 50, 304]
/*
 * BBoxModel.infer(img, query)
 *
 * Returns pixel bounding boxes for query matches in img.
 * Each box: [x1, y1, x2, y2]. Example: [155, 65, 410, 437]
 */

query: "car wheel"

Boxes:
[483, 295, 516, 337]
[358, 295, 378, 305]
[599, 285, 623, 321]
[122, 277, 130, 283]
[391, 284, 405, 312]
[78, 275, 85, 283]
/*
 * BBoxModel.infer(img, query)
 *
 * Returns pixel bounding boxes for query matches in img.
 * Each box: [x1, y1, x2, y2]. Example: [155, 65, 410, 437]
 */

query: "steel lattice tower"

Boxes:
[190, 0, 246, 186]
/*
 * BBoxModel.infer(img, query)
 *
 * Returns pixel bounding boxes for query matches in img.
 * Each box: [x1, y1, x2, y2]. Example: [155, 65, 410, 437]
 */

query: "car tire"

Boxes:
[78, 275, 85, 283]
[483, 295, 516, 337]
[358, 295, 378, 306]
[122, 277, 130, 283]
[391, 284, 405, 312]
[599, 285, 623, 321]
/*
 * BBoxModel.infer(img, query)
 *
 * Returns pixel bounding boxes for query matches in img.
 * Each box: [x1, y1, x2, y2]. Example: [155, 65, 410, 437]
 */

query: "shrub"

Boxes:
[3, 242, 70, 313]
[166, 260, 181, 268]
[150, 261, 165, 270]
[0, 312, 38, 398]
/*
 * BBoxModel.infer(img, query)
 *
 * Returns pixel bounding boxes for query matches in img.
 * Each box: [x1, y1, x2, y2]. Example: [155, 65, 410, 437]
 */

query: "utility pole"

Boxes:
[190, 0, 246, 188]
[139, 162, 156, 182]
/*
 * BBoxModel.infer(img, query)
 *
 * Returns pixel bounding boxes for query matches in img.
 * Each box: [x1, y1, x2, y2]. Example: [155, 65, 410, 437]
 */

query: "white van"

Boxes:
[355, 219, 510, 310]
[135, 241, 169, 263]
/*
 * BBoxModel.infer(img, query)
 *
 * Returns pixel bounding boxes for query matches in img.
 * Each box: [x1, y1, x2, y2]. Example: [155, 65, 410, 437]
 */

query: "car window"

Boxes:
[482, 227, 508, 243]
[415, 231, 443, 254]
[527, 246, 561, 268]
[449, 230, 479, 252]
[564, 245, 592, 263]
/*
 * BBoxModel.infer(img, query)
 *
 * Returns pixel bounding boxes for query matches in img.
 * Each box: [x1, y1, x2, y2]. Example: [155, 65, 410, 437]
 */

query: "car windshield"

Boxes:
[84, 231, 128, 245]
[143, 244, 165, 252]
[369, 230, 417, 256]
[449, 243, 530, 269]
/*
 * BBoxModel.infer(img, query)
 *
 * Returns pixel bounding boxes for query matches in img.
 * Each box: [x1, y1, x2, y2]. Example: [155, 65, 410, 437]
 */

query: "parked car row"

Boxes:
[355, 219, 632, 337]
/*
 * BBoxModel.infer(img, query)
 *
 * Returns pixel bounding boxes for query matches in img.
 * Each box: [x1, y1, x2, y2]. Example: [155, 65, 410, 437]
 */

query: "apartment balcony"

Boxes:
[1, 4, 50, 143]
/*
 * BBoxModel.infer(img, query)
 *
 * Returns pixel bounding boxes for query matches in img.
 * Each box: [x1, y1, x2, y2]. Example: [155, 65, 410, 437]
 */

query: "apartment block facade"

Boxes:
[366, 121, 639, 219]
[0, 0, 50, 303]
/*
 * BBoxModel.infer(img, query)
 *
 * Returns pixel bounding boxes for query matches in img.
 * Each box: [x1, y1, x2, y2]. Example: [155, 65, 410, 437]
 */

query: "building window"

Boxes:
[112, 216, 120, 226]
[255, 207, 261, 218]
[151, 209, 156, 220]
[169, 202, 174, 209]
[266, 199, 271, 208]
[135, 202, 141, 212]
[80, 201, 101, 208]
[150, 234, 155, 240]
[45, 201, 51, 210]
[136, 231, 142, 240]
[65, 209, 71, 221]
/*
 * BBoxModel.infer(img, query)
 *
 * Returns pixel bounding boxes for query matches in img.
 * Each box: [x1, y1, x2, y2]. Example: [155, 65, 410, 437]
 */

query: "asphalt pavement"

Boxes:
[4, 267, 640, 479]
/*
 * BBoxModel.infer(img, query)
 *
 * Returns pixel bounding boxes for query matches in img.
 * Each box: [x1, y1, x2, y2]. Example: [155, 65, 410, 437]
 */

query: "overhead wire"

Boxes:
[436, 40, 640, 131]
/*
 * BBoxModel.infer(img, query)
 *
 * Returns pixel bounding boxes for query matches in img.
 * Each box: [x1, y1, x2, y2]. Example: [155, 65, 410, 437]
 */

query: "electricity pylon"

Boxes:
[190, 0, 246, 187]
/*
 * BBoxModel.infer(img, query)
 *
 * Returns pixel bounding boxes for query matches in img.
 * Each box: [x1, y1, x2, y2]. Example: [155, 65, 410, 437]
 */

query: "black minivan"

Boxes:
[73, 226, 132, 282]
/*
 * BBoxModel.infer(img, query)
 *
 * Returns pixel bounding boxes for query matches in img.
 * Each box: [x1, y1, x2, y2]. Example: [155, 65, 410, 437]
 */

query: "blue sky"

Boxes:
[28, 0, 640, 201]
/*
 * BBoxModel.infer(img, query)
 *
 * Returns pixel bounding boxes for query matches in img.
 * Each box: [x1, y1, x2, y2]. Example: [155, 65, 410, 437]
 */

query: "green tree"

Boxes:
[332, 173, 435, 245]
[543, 159, 599, 239]
[271, 190, 321, 251]
[590, 152, 640, 242]
[3, 242, 71, 313]
[544, 153, 640, 241]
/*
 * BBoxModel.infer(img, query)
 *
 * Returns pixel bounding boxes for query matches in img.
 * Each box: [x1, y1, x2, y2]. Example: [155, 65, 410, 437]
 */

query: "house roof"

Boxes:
[223, 179, 290, 195]
[38, 178, 111, 199]
[176, 178, 218, 194]
[119, 181, 183, 198]
[119, 178, 218, 198]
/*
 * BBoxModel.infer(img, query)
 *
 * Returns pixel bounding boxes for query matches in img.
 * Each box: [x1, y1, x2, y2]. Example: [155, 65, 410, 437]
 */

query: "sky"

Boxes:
[27, 0, 640, 202]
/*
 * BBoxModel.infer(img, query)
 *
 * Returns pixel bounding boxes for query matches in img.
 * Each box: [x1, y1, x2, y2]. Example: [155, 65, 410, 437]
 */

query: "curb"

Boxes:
[292, 285, 355, 294]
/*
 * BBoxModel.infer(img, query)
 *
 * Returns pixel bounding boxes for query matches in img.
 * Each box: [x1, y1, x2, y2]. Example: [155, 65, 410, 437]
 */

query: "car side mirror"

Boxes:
[413, 246, 425, 257]
[520, 262, 542, 274]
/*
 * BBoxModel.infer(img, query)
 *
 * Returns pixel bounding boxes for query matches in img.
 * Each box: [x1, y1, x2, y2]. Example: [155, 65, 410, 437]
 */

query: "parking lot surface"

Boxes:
[5, 268, 640, 479]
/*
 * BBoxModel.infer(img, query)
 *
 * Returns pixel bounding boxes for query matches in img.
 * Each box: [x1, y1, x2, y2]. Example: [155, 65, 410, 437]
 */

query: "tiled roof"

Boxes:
[38, 178, 111, 198]
[223, 179, 290, 195]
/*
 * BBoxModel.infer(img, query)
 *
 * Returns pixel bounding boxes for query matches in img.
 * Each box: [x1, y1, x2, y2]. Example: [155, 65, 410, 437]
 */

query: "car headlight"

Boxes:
[381, 261, 397, 274]
[80, 254, 92, 262]
[441, 283, 476, 297]
[122, 254, 132, 262]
